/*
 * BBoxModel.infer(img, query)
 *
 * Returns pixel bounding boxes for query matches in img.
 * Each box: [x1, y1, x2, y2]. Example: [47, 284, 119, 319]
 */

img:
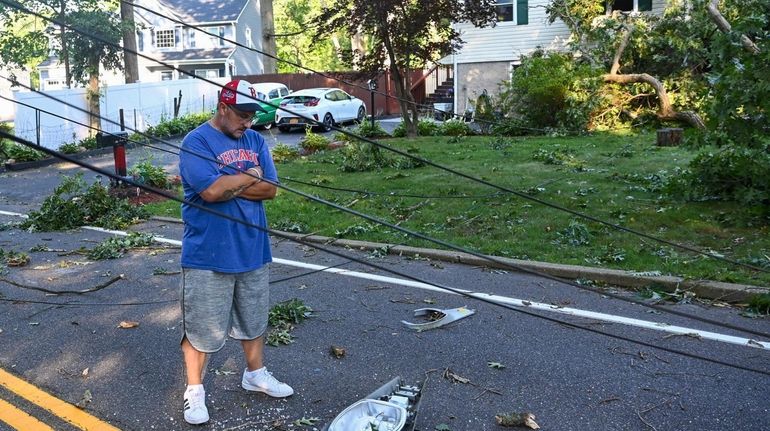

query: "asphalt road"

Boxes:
[0, 130, 769, 430]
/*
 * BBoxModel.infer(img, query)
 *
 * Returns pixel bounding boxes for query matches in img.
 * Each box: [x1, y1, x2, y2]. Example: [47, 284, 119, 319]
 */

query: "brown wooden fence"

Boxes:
[234, 70, 427, 117]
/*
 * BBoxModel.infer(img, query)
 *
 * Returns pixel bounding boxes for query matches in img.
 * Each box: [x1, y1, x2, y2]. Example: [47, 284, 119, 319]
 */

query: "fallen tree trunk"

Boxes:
[602, 73, 706, 129]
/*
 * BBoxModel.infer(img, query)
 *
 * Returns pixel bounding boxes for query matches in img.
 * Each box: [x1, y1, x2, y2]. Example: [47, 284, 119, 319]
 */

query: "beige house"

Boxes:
[450, 0, 664, 114]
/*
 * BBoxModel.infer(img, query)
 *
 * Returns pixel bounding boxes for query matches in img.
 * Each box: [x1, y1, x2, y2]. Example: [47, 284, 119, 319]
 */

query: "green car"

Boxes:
[250, 82, 291, 130]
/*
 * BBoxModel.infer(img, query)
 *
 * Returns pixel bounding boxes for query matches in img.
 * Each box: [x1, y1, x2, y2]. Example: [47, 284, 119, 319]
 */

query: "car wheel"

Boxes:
[321, 113, 334, 132]
[356, 106, 366, 123]
[262, 122, 273, 131]
[278, 125, 290, 133]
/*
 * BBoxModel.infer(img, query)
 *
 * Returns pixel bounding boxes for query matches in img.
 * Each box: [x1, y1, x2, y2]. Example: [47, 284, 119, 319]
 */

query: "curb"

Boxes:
[1, 137, 163, 173]
[3, 146, 117, 172]
[149, 216, 769, 303]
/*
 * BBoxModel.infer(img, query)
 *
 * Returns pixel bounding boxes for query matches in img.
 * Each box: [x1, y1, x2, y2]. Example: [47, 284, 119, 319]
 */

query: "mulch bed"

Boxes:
[109, 185, 171, 206]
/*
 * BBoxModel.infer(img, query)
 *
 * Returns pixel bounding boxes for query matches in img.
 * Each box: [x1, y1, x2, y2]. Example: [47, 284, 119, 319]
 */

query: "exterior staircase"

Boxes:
[423, 77, 454, 120]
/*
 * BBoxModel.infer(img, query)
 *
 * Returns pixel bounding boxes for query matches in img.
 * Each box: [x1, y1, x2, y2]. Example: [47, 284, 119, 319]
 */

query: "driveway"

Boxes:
[261, 116, 402, 148]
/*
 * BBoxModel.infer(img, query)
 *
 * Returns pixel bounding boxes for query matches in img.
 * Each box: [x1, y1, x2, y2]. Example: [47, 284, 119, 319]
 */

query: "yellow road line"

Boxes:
[0, 368, 120, 431]
[0, 398, 55, 431]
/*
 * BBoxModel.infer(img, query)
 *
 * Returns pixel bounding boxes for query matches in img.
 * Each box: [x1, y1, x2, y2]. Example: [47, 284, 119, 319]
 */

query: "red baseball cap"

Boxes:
[219, 80, 264, 112]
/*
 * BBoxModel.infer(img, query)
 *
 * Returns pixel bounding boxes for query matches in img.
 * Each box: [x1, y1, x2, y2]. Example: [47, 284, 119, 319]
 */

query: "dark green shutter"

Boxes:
[638, 0, 652, 11]
[516, 0, 528, 25]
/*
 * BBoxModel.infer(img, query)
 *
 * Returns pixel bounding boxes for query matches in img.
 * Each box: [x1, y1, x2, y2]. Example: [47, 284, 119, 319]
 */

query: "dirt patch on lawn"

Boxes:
[109, 185, 170, 206]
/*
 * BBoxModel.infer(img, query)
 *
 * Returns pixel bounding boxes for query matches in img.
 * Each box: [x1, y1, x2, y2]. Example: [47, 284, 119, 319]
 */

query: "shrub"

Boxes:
[271, 143, 300, 163]
[0, 122, 12, 161]
[58, 142, 83, 154]
[498, 51, 599, 132]
[665, 144, 770, 206]
[491, 118, 531, 136]
[340, 141, 423, 172]
[5, 142, 45, 162]
[79, 136, 99, 150]
[440, 119, 473, 137]
[392, 119, 440, 137]
[354, 120, 390, 138]
[129, 159, 169, 188]
[299, 129, 331, 153]
[340, 141, 388, 171]
[145, 112, 211, 138]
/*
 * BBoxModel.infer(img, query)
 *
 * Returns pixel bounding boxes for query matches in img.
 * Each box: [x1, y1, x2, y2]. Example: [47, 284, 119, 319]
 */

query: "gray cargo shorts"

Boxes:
[180, 265, 270, 353]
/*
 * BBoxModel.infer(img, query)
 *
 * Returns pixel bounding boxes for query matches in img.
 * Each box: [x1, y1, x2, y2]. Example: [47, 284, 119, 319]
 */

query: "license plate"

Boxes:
[289, 118, 298, 124]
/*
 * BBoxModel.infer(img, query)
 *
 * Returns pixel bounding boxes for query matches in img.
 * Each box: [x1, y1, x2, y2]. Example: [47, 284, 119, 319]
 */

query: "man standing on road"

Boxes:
[178, 79, 292, 425]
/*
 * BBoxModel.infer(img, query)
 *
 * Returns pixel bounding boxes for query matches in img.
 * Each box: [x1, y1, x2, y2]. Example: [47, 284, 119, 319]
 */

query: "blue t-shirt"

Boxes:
[179, 122, 278, 273]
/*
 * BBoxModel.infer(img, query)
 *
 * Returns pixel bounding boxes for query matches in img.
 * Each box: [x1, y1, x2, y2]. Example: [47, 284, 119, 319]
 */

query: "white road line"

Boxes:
[1, 210, 767, 350]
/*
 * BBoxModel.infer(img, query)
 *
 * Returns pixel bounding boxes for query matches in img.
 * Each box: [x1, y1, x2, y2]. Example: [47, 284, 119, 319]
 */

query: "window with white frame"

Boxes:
[155, 29, 175, 48]
[205, 26, 225, 47]
[160, 71, 173, 81]
[609, 0, 652, 13]
[195, 69, 220, 79]
[495, 0, 528, 25]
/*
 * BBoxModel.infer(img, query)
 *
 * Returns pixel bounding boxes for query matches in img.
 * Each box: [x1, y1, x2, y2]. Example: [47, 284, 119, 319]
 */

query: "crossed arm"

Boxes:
[199, 167, 276, 202]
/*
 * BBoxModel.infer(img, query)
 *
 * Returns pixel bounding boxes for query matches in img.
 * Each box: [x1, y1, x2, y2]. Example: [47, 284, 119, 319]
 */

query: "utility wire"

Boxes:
[3, 79, 769, 340]
[1, 129, 768, 378]
[2, 4, 768, 328]
[9, 0, 766, 275]
[6, 91, 769, 339]
[0, 297, 176, 306]
[281, 176, 504, 199]
[7, 0, 766, 275]
[4, 60, 768, 280]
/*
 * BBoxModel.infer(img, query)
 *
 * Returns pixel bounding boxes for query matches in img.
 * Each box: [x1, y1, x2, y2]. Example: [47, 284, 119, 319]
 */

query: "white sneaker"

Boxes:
[183, 385, 209, 425]
[241, 367, 294, 398]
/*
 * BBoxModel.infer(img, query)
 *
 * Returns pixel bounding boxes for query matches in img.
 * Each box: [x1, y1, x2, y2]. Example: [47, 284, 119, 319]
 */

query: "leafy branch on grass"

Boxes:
[21, 173, 148, 232]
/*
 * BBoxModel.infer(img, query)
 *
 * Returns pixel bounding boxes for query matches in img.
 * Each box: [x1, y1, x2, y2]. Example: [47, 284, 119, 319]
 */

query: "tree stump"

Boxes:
[656, 128, 683, 146]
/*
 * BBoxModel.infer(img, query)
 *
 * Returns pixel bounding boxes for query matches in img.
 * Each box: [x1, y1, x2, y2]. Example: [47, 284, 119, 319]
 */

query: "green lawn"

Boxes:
[146, 131, 770, 287]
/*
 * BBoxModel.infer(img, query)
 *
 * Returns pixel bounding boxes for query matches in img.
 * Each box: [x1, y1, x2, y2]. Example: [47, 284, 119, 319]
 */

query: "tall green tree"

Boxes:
[0, 3, 52, 84]
[1, 0, 124, 134]
[312, 0, 497, 136]
[272, 0, 348, 73]
[64, 7, 123, 135]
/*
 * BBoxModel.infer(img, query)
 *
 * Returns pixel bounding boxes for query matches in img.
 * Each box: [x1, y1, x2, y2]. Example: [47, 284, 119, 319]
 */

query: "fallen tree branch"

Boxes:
[602, 73, 705, 129]
[707, 0, 760, 54]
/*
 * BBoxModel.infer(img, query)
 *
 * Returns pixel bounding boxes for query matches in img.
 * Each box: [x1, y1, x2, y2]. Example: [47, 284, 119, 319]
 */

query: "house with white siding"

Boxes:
[450, 0, 664, 114]
[38, 0, 273, 89]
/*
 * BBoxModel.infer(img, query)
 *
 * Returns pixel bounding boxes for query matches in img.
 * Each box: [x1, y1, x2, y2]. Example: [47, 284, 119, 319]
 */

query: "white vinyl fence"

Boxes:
[13, 77, 228, 149]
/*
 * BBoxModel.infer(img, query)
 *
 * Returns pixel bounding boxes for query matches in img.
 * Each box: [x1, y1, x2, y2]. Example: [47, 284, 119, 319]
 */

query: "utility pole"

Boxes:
[120, 0, 140, 83]
[259, 0, 277, 73]
[59, 0, 71, 88]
